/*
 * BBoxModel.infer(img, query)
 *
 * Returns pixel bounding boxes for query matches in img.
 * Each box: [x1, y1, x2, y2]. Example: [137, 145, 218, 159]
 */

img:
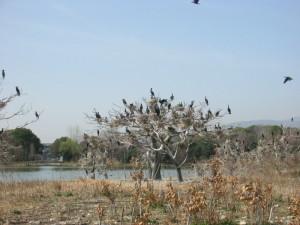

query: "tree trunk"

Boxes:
[176, 167, 184, 182]
[152, 160, 162, 180]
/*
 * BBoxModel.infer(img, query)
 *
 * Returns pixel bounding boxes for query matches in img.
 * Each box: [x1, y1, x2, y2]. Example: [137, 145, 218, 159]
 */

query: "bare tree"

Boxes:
[89, 90, 227, 182]
[0, 70, 40, 162]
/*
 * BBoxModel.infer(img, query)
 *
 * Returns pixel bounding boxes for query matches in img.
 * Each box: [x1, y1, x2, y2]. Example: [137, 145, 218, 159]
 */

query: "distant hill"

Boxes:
[227, 117, 300, 128]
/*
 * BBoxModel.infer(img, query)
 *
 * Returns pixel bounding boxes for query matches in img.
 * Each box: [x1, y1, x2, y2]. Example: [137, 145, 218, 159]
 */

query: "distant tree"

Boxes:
[51, 137, 81, 161]
[59, 138, 81, 161]
[10, 128, 42, 161]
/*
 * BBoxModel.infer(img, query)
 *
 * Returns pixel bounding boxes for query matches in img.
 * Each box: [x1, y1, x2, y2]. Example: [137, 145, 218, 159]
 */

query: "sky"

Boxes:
[0, 0, 299, 143]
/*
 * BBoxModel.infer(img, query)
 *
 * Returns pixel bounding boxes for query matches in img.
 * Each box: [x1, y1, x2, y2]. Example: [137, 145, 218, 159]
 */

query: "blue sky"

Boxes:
[0, 0, 299, 143]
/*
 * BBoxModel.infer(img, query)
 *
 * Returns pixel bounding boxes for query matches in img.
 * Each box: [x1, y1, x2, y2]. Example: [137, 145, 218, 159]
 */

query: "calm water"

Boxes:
[0, 166, 195, 182]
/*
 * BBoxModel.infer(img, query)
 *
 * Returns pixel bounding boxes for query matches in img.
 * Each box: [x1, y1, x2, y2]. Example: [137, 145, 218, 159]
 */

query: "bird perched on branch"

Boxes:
[159, 99, 168, 106]
[215, 110, 221, 117]
[139, 104, 143, 114]
[16, 86, 21, 96]
[192, 0, 200, 4]
[126, 127, 131, 134]
[283, 76, 293, 84]
[146, 106, 150, 114]
[35, 111, 39, 119]
[97, 129, 100, 136]
[189, 101, 194, 109]
[154, 104, 160, 116]
[150, 88, 155, 98]
[227, 105, 232, 115]
[2, 69, 5, 79]
[170, 93, 174, 101]
[205, 96, 209, 106]
[122, 99, 127, 105]
[291, 117, 294, 122]
[95, 112, 101, 119]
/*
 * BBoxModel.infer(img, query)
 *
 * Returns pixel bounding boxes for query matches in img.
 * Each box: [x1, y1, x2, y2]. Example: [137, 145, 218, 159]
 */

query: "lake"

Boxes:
[0, 166, 195, 182]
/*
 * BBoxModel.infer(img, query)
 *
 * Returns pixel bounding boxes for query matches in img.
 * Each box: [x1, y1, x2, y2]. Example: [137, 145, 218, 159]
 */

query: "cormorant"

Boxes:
[122, 99, 127, 105]
[154, 104, 160, 116]
[227, 105, 231, 114]
[35, 111, 39, 119]
[150, 88, 155, 98]
[283, 76, 293, 84]
[2, 69, 5, 79]
[170, 93, 174, 101]
[16, 86, 20, 96]
[205, 96, 209, 106]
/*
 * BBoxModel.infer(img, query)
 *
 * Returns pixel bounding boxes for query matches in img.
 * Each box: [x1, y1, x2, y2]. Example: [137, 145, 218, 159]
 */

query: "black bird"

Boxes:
[283, 76, 293, 84]
[139, 104, 143, 114]
[150, 88, 155, 98]
[205, 96, 209, 106]
[168, 103, 171, 110]
[122, 99, 127, 105]
[192, 0, 200, 4]
[207, 109, 213, 119]
[35, 111, 39, 119]
[159, 99, 168, 106]
[170, 93, 174, 101]
[189, 100, 194, 108]
[125, 127, 131, 134]
[124, 109, 130, 117]
[0, 128, 3, 135]
[291, 117, 294, 122]
[154, 104, 160, 116]
[16, 86, 20, 96]
[146, 106, 150, 114]
[95, 112, 101, 119]
[97, 129, 100, 136]
[215, 110, 221, 117]
[2, 69, 5, 79]
[227, 105, 231, 114]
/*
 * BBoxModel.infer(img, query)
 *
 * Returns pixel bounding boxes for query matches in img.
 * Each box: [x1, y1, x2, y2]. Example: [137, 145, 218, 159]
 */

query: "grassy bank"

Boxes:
[0, 159, 299, 225]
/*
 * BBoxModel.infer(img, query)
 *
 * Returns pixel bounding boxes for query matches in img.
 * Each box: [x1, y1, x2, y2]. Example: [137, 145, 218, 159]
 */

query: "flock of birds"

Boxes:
[1, 69, 40, 122]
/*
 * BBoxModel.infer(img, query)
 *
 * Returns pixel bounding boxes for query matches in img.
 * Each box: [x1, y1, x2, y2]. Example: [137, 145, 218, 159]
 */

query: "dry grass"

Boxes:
[0, 158, 299, 225]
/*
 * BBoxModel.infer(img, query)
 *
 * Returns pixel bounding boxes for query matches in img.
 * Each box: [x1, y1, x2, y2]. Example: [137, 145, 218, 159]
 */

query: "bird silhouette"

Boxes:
[170, 93, 174, 101]
[122, 99, 127, 105]
[146, 106, 150, 114]
[205, 96, 209, 106]
[126, 127, 131, 134]
[0, 128, 3, 135]
[97, 129, 100, 136]
[291, 117, 294, 122]
[154, 104, 160, 116]
[2, 69, 5, 79]
[159, 99, 168, 106]
[189, 101, 194, 108]
[150, 88, 155, 98]
[283, 76, 293, 84]
[227, 105, 231, 114]
[215, 110, 221, 117]
[35, 112, 39, 119]
[139, 104, 143, 114]
[16, 86, 20, 96]
[95, 112, 101, 119]
[192, 0, 200, 4]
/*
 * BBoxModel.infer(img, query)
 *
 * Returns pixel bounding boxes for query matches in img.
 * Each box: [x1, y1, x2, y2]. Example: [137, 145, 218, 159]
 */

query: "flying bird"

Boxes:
[227, 105, 232, 115]
[122, 99, 127, 105]
[283, 76, 293, 84]
[35, 111, 39, 119]
[192, 0, 200, 4]
[205, 96, 209, 106]
[150, 88, 155, 98]
[16, 86, 20, 96]
[2, 69, 5, 79]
